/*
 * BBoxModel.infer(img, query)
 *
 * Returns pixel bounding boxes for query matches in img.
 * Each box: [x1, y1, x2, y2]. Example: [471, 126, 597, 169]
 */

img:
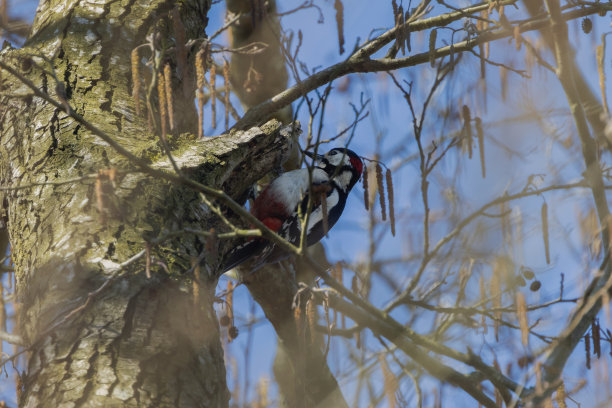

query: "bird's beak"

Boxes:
[304, 151, 324, 161]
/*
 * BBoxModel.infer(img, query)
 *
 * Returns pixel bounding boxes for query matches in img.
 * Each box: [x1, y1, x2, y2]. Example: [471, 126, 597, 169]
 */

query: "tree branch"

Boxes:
[232, 3, 602, 130]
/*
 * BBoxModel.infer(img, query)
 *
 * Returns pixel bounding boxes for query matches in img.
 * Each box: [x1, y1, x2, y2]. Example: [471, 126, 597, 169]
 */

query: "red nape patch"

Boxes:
[350, 156, 363, 177]
[262, 217, 283, 232]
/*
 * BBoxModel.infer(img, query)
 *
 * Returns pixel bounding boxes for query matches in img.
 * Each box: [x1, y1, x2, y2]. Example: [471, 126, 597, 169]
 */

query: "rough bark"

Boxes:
[0, 1, 292, 407]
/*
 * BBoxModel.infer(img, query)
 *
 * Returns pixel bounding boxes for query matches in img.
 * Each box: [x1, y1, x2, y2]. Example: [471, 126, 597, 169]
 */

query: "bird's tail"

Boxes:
[221, 239, 267, 273]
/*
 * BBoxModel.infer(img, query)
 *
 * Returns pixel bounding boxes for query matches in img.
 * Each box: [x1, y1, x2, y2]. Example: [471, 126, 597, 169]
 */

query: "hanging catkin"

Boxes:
[541, 202, 550, 264]
[131, 48, 141, 115]
[362, 164, 370, 211]
[376, 164, 386, 221]
[386, 169, 395, 236]
[164, 63, 174, 131]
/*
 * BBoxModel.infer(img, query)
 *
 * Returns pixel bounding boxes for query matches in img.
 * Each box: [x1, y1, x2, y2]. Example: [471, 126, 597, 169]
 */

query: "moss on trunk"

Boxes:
[0, 1, 292, 406]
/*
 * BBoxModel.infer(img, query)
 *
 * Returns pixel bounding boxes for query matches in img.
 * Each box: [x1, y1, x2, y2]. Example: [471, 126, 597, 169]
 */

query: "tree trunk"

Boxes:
[0, 1, 291, 406]
[244, 262, 349, 408]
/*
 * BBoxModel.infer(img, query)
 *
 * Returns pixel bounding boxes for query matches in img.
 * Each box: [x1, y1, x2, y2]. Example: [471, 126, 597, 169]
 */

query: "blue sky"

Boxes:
[3, 1, 612, 407]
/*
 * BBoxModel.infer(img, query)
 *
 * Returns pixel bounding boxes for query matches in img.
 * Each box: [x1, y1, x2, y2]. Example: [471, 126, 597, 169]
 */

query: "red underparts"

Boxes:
[261, 217, 283, 232]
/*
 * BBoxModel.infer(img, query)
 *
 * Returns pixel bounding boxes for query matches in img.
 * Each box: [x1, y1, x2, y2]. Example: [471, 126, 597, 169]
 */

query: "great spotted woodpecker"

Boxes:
[222, 147, 363, 273]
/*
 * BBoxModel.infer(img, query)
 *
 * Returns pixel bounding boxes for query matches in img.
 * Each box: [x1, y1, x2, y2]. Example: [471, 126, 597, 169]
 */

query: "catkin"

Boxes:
[386, 169, 395, 236]
[593, 319, 601, 358]
[582, 17, 593, 34]
[585, 332, 591, 369]
[196, 48, 206, 138]
[379, 355, 397, 408]
[145, 243, 151, 279]
[462, 105, 472, 158]
[195, 48, 205, 85]
[376, 164, 386, 221]
[362, 164, 370, 211]
[541, 202, 550, 264]
[210, 63, 217, 128]
[164, 63, 174, 131]
[157, 71, 167, 140]
[334, 0, 345, 54]
[95, 174, 105, 223]
[226, 280, 234, 322]
[476, 117, 485, 178]
[513, 25, 521, 51]
[597, 44, 608, 114]
[131, 48, 141, 115]
[516, 292, 528, 346]
[223, 60, 230, 131]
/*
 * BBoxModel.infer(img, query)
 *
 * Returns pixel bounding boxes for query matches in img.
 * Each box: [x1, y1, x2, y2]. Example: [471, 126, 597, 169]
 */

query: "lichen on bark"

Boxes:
[0, 0, 294, 406]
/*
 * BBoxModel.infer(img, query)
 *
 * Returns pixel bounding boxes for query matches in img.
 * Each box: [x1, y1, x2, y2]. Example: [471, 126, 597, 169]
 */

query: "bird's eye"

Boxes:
[329, 150, 338, 155]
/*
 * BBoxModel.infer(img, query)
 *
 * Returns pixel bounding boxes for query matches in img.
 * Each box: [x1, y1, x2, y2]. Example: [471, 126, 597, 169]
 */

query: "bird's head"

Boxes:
[305, 148, 363, 191]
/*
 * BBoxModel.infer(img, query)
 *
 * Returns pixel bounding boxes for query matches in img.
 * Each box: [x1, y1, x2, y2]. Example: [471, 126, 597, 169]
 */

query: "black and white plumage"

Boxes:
[221, 148, 363, 273]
